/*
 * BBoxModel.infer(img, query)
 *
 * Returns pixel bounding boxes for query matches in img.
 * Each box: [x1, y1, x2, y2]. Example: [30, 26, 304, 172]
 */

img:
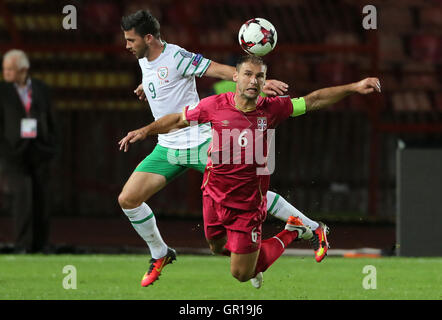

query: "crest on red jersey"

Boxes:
[257, 117, 267, 131]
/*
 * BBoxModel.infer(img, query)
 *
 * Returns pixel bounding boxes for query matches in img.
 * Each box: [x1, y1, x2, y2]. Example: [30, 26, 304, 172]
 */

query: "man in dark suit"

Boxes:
[0, 49, 58, 253]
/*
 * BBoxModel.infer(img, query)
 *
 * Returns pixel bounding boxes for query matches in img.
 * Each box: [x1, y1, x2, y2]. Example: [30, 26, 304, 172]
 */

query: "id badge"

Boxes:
[21, 118, 37, 138]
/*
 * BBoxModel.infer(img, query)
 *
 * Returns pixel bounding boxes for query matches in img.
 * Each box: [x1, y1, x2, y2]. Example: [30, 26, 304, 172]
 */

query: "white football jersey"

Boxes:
[138, 42, 212, 149]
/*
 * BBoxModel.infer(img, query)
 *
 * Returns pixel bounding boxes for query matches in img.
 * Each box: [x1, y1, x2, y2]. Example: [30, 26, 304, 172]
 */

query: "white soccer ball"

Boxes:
[238, 18, 277, 56]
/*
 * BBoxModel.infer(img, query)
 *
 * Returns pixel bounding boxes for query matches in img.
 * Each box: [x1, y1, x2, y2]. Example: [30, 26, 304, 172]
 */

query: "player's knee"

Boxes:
[118, 192, 141, 210]
[231, 271, 251, 283]
[231, 268, 252, 282]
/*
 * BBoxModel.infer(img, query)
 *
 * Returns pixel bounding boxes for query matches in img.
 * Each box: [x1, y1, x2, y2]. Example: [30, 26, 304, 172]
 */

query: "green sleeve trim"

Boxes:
[191, 57, 204, 76]
[198, 59, 211, 77]
[176, 56, 185, 70]
[182, 56, 194, 77]
[291, 97, 306, 117]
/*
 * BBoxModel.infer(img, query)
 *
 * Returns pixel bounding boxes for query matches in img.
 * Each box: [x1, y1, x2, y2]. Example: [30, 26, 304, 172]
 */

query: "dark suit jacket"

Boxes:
[0, 77, 58, 161]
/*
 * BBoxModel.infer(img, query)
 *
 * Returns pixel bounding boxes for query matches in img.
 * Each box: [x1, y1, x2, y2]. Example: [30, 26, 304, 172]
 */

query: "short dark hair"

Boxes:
[236, 55, 267, 71]
[121, 10, 160, 38]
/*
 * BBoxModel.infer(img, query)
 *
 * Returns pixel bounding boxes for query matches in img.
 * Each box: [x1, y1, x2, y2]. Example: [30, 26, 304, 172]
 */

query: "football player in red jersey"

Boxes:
[119, 55, 381, 287]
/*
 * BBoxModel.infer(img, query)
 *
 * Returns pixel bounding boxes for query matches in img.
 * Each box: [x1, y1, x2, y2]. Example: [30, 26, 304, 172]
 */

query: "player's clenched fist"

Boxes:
[354, 77, 381, 94]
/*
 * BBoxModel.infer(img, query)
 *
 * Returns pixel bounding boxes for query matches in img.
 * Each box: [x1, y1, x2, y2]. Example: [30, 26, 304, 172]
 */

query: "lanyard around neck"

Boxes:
[24, 89, 32, 117]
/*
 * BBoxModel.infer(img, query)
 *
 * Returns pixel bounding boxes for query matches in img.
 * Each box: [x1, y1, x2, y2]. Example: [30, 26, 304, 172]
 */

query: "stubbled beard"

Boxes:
[241, 89, 259, 100]
[136, 46, 148, 59]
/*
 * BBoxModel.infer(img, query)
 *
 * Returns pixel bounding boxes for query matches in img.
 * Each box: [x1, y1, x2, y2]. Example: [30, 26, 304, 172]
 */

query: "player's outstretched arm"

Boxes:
[303, 77, 381, 112]
[118, 113, 188, 152]
[204, 61, 236, 81]
[204, 61, 288, 96]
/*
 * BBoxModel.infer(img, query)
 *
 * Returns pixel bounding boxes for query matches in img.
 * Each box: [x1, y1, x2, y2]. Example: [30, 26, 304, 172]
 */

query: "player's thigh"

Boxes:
[119, 144, 188, 207]
[230, 250, 260, 282]
[118, 171, 167, 208]
[221, 205, 265, 255]
[203, 194, 227, 251]
[135, 144, 188, 182]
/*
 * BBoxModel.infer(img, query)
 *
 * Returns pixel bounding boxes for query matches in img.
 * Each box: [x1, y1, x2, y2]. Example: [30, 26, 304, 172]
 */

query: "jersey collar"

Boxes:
[227, 92, 265, 113]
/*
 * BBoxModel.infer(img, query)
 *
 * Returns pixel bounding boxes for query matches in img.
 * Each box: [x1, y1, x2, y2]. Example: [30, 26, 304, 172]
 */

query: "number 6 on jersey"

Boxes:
[238, 130, 248, 147]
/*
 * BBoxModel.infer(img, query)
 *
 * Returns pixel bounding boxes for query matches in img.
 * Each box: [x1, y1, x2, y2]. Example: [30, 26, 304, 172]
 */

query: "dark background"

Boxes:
[0, 0, 441, 252]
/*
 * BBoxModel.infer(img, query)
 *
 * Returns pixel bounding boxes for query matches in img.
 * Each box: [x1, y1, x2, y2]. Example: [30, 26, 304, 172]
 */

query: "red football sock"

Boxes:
[254, 229, 298, 276]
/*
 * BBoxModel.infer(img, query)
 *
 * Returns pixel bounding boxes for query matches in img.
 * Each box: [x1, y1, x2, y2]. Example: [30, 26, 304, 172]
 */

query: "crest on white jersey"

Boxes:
[157, 67, 168, 80]
[257, 117, 267, 131]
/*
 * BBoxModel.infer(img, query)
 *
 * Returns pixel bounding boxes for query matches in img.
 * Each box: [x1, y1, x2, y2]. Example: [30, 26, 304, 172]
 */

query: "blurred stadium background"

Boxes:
[0, 0, 441, 255]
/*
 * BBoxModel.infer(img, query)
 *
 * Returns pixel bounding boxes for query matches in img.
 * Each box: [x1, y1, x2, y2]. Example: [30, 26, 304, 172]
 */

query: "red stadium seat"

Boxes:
[315, 61, 355, 86]
[410, 35, 440, 63]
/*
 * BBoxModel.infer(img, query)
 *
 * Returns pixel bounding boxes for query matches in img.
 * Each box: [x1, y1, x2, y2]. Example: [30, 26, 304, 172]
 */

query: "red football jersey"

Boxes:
[184, 92, 293, 210]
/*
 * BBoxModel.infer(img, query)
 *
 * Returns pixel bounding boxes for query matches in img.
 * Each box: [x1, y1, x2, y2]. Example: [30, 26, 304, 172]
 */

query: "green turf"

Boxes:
[0, 254, 440, 300]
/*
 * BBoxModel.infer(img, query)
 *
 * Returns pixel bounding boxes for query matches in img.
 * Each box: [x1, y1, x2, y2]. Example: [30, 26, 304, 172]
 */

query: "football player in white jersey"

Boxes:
[118, 10, 329, 287]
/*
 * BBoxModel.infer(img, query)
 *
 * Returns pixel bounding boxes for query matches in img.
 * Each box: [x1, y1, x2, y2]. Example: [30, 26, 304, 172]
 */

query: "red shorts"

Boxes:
[203, 194, 267, 254]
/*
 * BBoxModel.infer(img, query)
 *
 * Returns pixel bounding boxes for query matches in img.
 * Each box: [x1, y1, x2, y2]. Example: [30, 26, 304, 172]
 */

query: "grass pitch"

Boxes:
[0, 254, 440, 300]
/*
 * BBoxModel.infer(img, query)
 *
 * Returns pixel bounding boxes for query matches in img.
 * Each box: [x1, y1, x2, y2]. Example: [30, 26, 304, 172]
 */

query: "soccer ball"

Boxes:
[238, 18, 277, 56]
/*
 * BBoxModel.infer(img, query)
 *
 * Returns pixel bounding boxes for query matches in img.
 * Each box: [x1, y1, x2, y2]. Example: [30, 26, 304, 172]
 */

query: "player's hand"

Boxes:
[118, 128, 148, 152]
[354, 77, 381, 94]
[263, 79, 289, 96]
[134, 84, 147, 101]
